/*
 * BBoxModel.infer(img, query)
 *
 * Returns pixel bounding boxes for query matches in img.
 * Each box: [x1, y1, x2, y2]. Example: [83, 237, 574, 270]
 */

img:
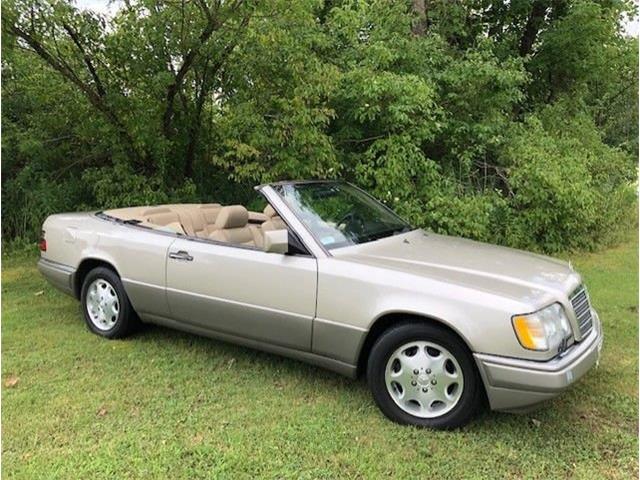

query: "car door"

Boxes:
[165, 238, 317, 351]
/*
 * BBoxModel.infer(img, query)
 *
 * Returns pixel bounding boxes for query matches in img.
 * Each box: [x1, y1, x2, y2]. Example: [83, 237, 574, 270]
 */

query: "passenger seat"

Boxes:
[209, 205, 262, 247]
[261, 204, 287, 232]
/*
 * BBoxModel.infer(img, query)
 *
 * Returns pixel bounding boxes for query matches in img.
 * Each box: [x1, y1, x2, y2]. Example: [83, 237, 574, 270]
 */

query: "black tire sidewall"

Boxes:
[367, 322, 482, 429]
[80, 267, 135, 338]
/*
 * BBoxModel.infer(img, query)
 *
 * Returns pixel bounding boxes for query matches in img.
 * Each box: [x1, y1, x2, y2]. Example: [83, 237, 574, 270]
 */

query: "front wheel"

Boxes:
[80, 267, 139, 338]
[367, 322, 484, 429]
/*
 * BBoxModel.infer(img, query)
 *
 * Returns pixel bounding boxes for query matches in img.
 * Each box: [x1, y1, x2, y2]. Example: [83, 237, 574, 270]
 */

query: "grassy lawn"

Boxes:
[2, 231, 638, 479]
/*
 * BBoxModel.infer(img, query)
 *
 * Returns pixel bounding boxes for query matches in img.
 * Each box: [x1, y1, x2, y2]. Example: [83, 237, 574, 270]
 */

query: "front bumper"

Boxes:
[38, 257, 76, 297]
[474, 310, 603, 412]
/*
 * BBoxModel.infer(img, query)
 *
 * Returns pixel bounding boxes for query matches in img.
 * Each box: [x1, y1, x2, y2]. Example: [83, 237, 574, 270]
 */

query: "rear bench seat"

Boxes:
[200, 203, 222, 225]
[142, 207, 186, 234]
[141, 204, 222, 238]
[171, 204, 221, 238]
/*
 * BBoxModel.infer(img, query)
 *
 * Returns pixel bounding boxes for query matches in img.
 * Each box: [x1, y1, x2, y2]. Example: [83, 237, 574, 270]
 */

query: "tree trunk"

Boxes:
[411, 0, 427, 36]
[519, 0, 549, 57]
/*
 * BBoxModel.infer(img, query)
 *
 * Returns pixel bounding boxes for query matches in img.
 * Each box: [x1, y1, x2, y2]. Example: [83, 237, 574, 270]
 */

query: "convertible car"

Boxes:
[38, 180, 603, 428]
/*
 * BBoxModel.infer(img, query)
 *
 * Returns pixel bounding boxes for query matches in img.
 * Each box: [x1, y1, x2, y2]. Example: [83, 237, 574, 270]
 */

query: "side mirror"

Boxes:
[263, 229, 289, 254]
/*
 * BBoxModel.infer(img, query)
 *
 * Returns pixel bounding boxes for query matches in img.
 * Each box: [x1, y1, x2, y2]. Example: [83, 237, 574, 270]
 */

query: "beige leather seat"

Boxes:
[209, 205, 262, 247]
[263, 204, 277, 218]
[170, 204, 209, 238]
[143, 207, 185, 234]
[200, 203, 222, 226]
[108, 203, 260, 241]
[261, 204, 287, 232]
[153, 203, 219, 238]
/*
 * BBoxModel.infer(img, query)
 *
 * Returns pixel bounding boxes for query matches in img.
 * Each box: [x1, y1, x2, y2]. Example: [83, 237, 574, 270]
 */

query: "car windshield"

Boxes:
[274, 182, 413, 250]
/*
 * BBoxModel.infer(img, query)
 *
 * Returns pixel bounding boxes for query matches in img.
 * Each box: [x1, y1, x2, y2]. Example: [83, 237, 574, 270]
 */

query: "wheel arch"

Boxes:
[73, 258, 121, 299]
[356, 311, 476, 378]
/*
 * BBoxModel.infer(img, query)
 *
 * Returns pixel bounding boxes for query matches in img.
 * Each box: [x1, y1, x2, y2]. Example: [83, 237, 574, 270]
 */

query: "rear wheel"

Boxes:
[80, 267, 138, 338]
[367, 321, 483, 429]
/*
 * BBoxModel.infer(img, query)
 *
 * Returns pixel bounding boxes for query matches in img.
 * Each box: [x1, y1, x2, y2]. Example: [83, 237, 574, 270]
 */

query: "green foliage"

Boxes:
[1, 0, 637, 252]
[2, 227, 638, 478]
[503, 103, 636, 252]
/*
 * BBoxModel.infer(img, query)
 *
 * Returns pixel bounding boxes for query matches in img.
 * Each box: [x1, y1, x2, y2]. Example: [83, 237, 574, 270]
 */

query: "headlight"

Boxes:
[512, 303, 572, 351]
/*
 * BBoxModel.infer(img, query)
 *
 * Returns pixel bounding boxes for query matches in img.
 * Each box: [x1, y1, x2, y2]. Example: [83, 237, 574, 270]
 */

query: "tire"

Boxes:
[80, 266, 139, 338]
[367, 321, 483, 429]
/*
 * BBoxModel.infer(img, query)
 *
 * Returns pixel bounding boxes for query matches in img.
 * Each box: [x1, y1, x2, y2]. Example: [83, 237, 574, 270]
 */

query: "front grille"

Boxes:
[570, 285, 593, 338]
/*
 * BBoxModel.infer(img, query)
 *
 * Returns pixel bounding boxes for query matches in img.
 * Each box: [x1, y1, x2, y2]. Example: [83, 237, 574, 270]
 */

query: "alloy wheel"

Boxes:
[384, 340, 464, 418]
[85, 278, 120, 331]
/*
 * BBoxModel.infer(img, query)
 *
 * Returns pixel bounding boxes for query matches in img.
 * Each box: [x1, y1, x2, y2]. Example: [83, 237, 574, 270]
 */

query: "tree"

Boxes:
[2, 0, 637, 252]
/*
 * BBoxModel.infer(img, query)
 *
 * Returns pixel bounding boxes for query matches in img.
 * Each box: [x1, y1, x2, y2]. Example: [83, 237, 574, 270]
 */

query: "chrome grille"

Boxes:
[570, 286, 593, 337]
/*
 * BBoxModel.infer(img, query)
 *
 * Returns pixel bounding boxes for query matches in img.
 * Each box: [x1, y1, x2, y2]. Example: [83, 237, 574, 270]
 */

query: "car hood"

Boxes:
[332, 229, 580, 305]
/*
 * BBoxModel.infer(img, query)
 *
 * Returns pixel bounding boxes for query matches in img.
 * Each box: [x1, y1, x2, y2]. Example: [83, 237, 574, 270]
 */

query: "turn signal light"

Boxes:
[512, 315, 542, 350]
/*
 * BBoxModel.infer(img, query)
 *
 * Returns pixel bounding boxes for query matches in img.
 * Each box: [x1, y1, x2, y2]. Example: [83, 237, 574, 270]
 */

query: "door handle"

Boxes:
[168, 250, 193, 261]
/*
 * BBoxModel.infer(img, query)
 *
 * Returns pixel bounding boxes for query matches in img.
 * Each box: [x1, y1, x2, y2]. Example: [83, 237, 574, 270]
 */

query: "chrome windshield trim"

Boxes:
[258, 185, 330, 258]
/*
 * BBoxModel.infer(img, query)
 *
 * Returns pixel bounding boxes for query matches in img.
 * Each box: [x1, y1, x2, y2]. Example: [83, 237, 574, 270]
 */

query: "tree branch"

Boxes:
[5, 21, 144, 165]
[62, 22, 107, 97]
[163, 0, 249, 138]
[162, 1, 224, 138]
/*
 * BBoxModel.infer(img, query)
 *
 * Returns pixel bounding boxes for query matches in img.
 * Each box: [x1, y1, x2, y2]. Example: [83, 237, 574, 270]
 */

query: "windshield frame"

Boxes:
[265, 180, 414, 253]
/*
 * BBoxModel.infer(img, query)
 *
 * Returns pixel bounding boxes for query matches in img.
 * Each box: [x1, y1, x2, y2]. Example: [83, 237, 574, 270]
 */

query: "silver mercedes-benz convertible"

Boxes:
[38, 180, 603, 428]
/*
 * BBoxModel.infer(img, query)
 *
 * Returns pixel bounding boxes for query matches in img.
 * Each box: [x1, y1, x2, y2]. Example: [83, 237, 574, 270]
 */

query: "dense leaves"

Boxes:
[2, 0, 637, 252]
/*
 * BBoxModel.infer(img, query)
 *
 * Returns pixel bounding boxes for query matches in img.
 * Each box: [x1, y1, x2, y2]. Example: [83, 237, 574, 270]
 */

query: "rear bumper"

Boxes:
[37, 258, 76, 297]
[475, 310, 603, 412]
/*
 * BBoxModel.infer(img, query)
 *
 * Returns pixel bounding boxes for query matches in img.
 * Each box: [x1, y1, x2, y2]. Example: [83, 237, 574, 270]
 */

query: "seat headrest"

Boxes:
[263, 204, 277, 218]
[215, 205, 249, 229]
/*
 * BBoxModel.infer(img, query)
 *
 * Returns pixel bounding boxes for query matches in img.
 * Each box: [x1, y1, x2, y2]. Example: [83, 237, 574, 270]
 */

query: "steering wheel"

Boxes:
[336, 211, 366, 235]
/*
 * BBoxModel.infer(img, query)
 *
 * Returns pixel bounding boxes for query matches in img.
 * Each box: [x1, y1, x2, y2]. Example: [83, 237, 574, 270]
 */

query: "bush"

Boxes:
[1, 0, 637, 252]
[502, 105, 636, 252]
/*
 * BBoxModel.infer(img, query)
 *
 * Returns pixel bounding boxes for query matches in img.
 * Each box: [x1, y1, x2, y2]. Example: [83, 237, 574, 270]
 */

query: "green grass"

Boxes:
[2, 231, 638, 479]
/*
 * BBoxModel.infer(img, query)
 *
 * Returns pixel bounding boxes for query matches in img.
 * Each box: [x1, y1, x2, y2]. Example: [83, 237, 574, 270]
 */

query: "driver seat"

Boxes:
[209, 205, 263, 247]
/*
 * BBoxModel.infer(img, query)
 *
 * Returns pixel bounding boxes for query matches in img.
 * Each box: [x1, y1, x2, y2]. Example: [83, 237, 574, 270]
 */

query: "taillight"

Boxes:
[38, 232, 47, 252]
